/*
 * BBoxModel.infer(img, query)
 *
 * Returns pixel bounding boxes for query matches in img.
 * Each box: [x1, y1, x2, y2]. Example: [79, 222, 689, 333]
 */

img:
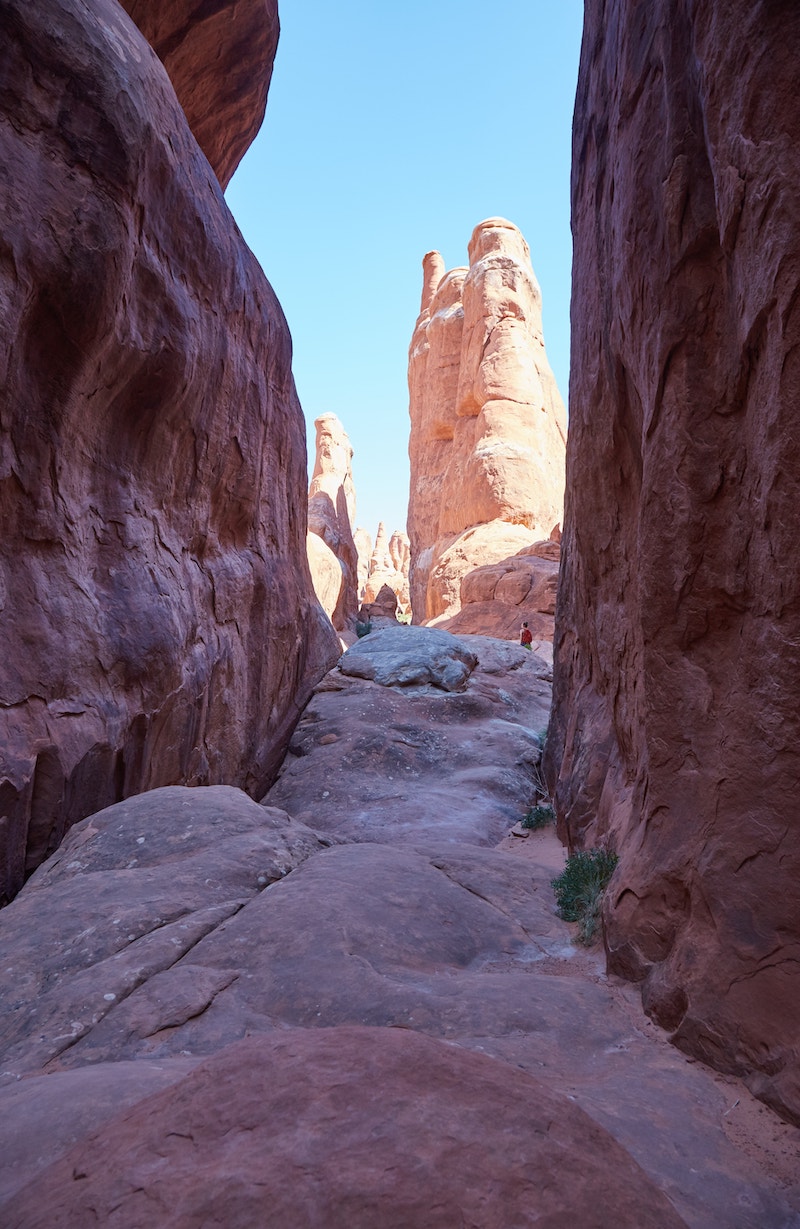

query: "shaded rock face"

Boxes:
[546, 0, 800, 1124]
[119, 0, 278, 189]
[0, 0, 338, 903]
[306, 413, 359, 632]
[407, 218, 567, 630]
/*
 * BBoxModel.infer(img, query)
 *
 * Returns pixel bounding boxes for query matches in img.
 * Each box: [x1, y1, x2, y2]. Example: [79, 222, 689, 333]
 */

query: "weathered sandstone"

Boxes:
[1, 637, 796, 1226]
[119, 0, 278, 189]
[306, 413, 359, 631]
[546, 0, 800, 1125]
[0, 0, 338, 903]
[354, 526, 372, 599]
[361, 522, 411, 613]
[407, 219, 567, 631]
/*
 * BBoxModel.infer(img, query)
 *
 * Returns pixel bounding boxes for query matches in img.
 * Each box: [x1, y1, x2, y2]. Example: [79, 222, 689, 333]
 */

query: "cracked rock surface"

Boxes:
[1, 639, 798, 1226]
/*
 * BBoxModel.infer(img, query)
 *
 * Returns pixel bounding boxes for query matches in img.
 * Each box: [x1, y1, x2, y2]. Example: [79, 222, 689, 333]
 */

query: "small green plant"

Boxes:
[551, 849, 619, 946]
[355, 620, 373, 638]
[521, 803, 555, 829]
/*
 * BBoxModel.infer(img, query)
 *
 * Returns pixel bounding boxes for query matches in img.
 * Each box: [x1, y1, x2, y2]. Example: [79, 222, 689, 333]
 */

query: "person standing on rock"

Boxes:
[520, 621, 533, 649]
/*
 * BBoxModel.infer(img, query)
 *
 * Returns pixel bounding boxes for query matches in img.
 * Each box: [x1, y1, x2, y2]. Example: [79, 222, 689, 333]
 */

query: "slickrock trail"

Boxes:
[1, 629, 798, 1226]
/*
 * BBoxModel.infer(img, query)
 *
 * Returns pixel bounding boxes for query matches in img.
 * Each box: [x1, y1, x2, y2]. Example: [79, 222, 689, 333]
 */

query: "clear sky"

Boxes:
[227, 1, 584, 542]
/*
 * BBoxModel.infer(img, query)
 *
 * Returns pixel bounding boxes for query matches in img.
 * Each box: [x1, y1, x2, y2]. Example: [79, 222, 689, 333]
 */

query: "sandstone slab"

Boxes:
[266, 632, 552, 847]
[7, 1028, 690, 1229]
[0, 786, 328, 1075]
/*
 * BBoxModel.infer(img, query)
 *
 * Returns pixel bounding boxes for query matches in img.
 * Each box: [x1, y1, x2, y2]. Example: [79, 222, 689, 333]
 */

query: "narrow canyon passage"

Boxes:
[1, 629, 797, 1226]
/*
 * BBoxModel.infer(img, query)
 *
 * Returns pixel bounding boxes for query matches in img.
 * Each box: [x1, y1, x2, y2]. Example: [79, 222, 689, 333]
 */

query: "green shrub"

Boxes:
[355, 620, 373, 638]
[521, 803, 555, 829]
[551, 849, 619, 945]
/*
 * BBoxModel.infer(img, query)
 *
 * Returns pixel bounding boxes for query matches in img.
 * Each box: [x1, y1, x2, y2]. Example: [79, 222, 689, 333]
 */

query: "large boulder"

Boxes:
[546, 0, 800, 1123]
[0, 0, 338, 903]
[119, 0, 278, 188]
[407, 218, 566, 630]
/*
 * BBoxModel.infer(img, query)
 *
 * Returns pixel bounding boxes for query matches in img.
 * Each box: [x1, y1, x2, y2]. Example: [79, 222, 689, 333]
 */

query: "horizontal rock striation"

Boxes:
[119, 0, 278, 188]
[0, 0, 338, 903]
[546, 0, 800, 1123]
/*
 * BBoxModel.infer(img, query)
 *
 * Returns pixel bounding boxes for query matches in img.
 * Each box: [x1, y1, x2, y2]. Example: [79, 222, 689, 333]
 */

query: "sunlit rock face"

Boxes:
[407, 219, 566, 634]
[546, 0, 800, 1124]
[361, 523, 410, 615]
[0, 0, 338, 903]
[119, 0, 279, 189]
[306, 414, 359, 632]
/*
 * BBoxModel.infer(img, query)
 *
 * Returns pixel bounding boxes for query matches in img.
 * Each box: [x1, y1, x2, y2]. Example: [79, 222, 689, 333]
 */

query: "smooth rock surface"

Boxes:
[546, 0, 800, 1124]
[7, 1028, 690, 1229]
[339, 625, 478, 692]
[0, 0, 338, 902]
[407, 218, 566, 628]
[1, 629, 798, 1226]
[119, 0, 278, 189]
[307, 413, 359, 631]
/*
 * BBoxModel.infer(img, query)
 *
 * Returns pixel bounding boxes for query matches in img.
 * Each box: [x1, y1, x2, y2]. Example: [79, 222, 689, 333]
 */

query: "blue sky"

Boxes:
[227, 1, 584, 540]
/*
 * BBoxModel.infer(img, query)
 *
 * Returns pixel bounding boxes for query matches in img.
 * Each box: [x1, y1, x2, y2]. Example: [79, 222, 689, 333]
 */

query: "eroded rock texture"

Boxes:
[0, 0, 338, 903]
[306, 413, 359, 632]
[361, 521, 411, 614]
[407, 218, 566, 633]
[119, 0, 278, 189]
[546, 0, 800, 1124]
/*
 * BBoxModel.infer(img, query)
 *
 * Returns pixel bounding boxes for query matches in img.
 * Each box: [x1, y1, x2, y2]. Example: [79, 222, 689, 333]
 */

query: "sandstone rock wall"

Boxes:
[0, 0, 338, 903]
[119, 0, 278, 188]
[546, 0, 800, 1124]
[306, 414, 359, 632]
[407, 219, 566, 631]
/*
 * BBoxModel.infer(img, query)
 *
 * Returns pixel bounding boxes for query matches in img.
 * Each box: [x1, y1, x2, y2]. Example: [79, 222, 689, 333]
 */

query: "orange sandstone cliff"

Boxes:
[407, 218, 566, 638]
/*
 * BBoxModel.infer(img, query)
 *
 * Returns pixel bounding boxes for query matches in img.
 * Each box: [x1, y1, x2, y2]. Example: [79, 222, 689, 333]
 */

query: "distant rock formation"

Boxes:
[119, 0, 278, 188]
[358, 522, 411, 616]
[545, 0, 800, 1126]
[306, 414, 359, 632]
[0, 0, 338, 903]
[407, 218, 566, 636]
[354, 527, 373, 599]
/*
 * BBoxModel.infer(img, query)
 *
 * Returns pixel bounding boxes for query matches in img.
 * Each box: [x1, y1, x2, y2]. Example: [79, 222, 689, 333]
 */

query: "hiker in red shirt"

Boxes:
[520, 621, 533, 649]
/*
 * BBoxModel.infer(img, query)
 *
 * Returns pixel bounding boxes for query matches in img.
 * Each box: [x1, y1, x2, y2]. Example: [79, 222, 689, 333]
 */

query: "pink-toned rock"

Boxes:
[546, 0, 800, 1125]
[306, 413, 359, 630]
[389, 528, 410, 575]
[1, 657, 797, 1225]
[353, 526, 373, 599]
[7, 1028, 689, 1229]
[362, 522, 411, 613]
[119, 0, 278, 189]
[0, 0, 338, 903]
[407, 219, 566, 630]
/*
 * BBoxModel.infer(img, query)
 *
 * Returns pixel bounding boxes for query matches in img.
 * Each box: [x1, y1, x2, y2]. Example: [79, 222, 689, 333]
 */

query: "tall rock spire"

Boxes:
[407, 218, 566, 632]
